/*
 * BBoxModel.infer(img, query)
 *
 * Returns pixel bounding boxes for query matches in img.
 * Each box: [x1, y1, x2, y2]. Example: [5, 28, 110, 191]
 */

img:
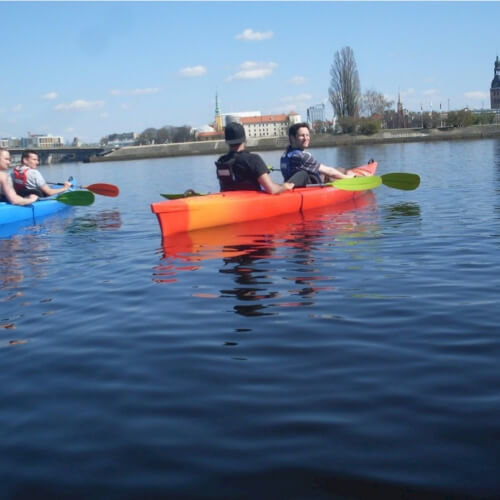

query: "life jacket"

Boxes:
[215, 152, 261, 192]
[12, 166, 40, 196]
[280, 148, 322, 184]
[12, 167, 29, 193]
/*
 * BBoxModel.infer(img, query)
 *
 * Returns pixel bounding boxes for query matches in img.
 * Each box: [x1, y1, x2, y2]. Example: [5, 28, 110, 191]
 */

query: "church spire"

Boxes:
[215, 92, 223, 132]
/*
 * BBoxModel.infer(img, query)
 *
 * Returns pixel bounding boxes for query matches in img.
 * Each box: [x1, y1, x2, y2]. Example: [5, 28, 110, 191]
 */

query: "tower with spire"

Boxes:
[490, 56, 500, 110]
[214, 92, 223, 132]
[397, 90, 406, 128]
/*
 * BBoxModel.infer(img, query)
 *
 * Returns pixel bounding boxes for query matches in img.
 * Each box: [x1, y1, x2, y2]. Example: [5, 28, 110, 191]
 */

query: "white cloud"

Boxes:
[54, 100, 105, 111]
[228, 61, 277, 81]
[464, 91, 488, 100]
[12, 104, 22, 112]
[121, 103, 130, 110]
[99, 112, 109, 118]
[42, 91, 58, 100]
[423, 89, 438, 96]
[110, 88, 160, 96]
[235, 28, 273, 41]
[289, 76, 306, 85]
[178, 65, 207, 77]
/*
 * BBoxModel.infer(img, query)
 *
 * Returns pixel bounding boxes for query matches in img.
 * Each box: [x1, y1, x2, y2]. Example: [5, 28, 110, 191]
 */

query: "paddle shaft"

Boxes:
[49, 182, 119, 197]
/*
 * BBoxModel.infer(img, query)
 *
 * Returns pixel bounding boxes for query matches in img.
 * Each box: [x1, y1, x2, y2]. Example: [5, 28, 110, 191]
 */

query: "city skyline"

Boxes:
[1, 1, 499, 144]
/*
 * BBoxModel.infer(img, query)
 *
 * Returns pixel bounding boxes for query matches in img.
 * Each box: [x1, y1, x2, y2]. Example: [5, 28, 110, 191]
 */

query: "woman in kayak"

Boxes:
[0, 148, 39, 205]
[216, 122, 294, 194]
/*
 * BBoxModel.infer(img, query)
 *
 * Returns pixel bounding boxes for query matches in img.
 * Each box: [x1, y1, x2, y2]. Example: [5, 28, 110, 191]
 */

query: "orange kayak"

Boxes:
[151, 161, 377, 237]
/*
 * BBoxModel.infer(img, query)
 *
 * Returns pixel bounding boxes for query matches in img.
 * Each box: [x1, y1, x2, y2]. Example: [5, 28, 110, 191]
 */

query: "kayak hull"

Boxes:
[0, 179, 76, 227]
[151, 162, 377, 237]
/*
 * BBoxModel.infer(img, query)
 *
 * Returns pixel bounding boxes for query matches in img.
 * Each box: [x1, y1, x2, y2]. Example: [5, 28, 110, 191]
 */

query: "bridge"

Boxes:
[8, 145, 107, 165]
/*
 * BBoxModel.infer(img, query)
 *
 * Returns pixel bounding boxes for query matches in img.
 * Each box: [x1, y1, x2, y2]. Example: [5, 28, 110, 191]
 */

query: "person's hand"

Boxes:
[283, 182, 294, 190]
[63, 181, 71, 190]
[28, 194, 38, 203]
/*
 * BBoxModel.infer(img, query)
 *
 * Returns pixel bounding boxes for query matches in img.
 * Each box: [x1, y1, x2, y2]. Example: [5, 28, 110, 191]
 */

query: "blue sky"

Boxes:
[1, 1, 499, 144]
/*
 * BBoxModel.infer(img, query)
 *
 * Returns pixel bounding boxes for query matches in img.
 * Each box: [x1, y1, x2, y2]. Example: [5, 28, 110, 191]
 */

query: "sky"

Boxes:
[1, 0, 499, 144]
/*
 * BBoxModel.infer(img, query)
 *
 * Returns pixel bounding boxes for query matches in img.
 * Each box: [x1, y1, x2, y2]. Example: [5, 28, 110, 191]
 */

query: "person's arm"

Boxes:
[40, 181, 71, 197]
[318, 164, 356, 179]
[0, 174, 38, 205]
[258, 172, 294, 194]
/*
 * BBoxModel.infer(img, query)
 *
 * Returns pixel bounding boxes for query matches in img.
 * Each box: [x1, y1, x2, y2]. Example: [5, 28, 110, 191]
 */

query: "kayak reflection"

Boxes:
[155, 191, 377, 283]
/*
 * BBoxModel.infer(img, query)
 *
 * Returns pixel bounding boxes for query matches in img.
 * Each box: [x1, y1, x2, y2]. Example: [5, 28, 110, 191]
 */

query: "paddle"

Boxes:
[161, 172, 420, 199]
[47, 190, 95, 206]
[308, 173, 420, 191]
[49, 181, 119, 197]
[381, 173, 420, 190]
[307, 175, 383, 191]
[161, 189, 205, 200]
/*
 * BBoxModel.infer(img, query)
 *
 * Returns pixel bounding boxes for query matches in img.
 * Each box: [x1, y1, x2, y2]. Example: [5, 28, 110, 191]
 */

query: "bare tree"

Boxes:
[361, 89, 394, 117]
[329, 46, 361, 119]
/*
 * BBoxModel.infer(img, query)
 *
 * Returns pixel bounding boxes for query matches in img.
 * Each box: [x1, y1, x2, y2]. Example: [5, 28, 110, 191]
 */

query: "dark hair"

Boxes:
[288, 122, 310, 140]
[21, 149, 38, 161]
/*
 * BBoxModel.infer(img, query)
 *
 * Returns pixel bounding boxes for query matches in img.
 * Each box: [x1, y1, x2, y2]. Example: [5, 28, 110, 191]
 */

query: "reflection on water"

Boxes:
[65, 210, 122, 233]
[382, 202, 422, 226]
[155, 192, 379, 316]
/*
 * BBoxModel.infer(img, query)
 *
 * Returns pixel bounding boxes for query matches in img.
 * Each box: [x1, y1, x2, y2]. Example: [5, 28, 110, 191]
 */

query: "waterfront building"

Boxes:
[307, 104, 325, 126]
[241, 112, 301, 139]
[1, 137, 21, 148]
[22, 133, 64, 148]
[102, 132, 137, 147]
[222, 111, 261, 125]
[491, 56, 500, 110]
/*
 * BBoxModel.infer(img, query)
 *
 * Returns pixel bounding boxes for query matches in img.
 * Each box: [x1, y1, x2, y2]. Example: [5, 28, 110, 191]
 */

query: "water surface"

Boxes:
[1, 139, 500, 499]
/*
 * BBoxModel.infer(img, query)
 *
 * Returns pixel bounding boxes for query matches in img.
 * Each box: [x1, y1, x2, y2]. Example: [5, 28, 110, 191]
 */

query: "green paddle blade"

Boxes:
[329, 175, 382, 191]
[161, 189, 205, 200]
[56, 190, 95, 206]
[381, 173, 420, 191]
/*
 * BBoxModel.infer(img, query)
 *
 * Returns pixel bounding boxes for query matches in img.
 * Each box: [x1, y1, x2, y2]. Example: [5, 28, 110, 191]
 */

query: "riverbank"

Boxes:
[87, 123, 500, 163]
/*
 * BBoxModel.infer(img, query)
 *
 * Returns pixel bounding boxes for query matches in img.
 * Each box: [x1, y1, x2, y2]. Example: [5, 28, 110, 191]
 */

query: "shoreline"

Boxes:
[87, 124, 500, 163]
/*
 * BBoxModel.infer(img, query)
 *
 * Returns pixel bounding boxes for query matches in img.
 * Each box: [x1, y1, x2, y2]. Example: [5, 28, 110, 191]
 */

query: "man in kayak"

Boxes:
[12, 149, 71, 197]
[280, 122, 358, 187]
[0, 148, 39, 205]
[216, 122, 295, 194]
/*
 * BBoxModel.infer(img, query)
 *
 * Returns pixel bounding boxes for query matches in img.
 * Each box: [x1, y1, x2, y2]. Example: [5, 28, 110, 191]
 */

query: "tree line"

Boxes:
[329, 46, 496, 134]
[101, 125, 192, 146]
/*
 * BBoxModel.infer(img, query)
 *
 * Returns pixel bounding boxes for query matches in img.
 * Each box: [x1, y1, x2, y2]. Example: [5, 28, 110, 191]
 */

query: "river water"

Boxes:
[1, 138, 500, 499]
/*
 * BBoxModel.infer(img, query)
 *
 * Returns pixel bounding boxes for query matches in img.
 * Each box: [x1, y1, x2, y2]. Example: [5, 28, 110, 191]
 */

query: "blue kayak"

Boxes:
[0, 178, 76, 227]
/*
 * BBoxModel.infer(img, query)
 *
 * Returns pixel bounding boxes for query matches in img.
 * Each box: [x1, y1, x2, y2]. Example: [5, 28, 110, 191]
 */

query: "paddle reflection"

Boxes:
[155, 193, 378, 315]
[65, 210, 122, 233]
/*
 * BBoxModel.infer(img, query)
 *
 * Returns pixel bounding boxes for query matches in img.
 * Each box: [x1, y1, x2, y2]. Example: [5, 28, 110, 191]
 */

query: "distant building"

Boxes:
[103, 132, 137, 147]
[307, 104, 325, 125]
[491, 55, 500, 110]
[22, 133, 64, 148]
[0, 137, 20, 148]
[240, 112, 301, 139]
[196, 92, 302, 141]
[196, 129, 224, 141]
[222, 111, 261, 124]
[214, 92, 223, 133]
